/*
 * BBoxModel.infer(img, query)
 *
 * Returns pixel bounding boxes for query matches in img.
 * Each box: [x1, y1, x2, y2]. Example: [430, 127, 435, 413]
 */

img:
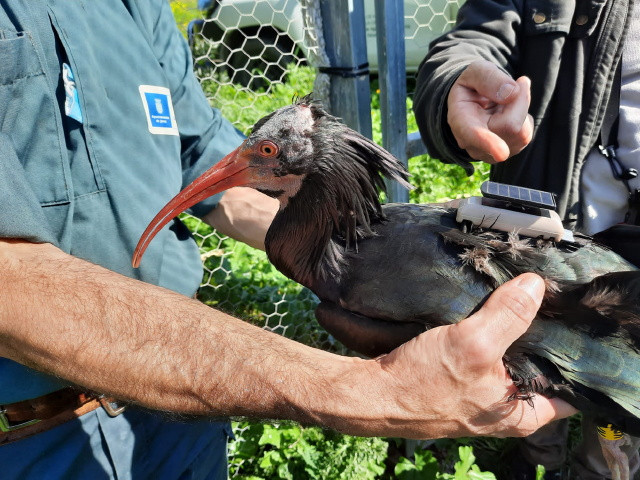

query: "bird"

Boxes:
[133, 95, 640, 480]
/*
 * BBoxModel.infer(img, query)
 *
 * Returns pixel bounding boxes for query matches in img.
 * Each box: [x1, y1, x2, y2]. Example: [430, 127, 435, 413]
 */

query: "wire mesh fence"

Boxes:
[176, 0, 463, 351]
[171, 0, 464, 475]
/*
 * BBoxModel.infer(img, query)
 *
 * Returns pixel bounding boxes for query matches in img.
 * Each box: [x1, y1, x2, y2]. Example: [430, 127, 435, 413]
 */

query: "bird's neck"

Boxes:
[265, 175, 384, 287]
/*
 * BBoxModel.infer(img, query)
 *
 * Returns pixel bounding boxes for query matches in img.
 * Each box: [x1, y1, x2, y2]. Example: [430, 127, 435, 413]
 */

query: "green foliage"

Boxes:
[169, 1, 199, 37]
[395, 449, 440, 479]
[200, 65, 318, 134]
[229, 424, 495, 480]
[448, 447, 497, 480]
[395, 446, 496, 480]
[229, 422, 387, 480]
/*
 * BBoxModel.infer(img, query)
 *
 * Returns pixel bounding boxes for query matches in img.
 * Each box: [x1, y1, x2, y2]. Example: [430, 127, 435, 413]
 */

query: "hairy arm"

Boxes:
[0, 241, 574, 438]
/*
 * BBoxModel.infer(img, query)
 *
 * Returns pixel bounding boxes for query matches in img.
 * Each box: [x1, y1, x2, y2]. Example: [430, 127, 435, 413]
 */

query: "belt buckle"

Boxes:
[0, 409, 39, 433]
[99, 397, 127, 417]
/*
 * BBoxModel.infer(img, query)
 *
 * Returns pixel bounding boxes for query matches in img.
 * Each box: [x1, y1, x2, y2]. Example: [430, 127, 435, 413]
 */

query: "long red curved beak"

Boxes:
[132, 147, 251, 268]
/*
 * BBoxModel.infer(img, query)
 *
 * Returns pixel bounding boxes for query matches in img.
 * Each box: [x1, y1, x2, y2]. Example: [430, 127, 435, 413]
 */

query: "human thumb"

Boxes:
[458, 60, 519, 104]
[459, 273, 545, 354]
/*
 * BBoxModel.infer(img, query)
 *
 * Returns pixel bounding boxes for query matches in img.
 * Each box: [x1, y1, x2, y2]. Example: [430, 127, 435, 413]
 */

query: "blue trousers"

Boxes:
[0, 407, 231, 479]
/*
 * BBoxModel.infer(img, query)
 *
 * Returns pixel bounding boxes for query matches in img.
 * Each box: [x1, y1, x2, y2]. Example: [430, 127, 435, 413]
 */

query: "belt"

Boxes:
[0, 387, 126, 446]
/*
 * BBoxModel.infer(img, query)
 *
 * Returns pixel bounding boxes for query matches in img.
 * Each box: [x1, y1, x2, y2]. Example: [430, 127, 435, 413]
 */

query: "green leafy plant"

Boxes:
[229, 422, 388, 480]
[395, 446, 496, 480]
[169, 0, 199, 36]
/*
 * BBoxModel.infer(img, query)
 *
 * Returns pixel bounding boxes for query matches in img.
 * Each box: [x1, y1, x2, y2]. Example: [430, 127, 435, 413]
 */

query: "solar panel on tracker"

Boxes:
[480, 181, 557, 210]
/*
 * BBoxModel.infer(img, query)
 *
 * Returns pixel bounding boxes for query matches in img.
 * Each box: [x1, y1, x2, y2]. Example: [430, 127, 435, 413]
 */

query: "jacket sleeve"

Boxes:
[0, 134, 57, 245]
[412, 0, 523, 174]
[130, 0, 245, 217]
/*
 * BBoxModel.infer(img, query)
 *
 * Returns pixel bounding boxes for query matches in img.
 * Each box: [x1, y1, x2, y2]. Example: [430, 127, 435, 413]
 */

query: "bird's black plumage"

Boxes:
[133, 95, 640, 441]
[245, 97, 640, 435]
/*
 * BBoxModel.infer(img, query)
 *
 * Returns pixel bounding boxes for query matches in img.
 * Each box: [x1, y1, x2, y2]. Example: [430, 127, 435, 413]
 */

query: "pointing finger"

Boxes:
[464, 129, 512, 163]
[447, 98, 511, 162]
[488, 76, 533, 155]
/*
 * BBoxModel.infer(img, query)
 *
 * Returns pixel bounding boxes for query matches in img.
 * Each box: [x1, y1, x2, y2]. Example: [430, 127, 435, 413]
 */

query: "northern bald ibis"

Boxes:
[133, 96, 640, 480]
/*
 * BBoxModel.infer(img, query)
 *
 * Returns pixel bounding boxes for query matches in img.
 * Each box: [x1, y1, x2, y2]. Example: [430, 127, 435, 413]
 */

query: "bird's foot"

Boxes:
[503, 355, 554, 408]
[506, 389, 536, 408]
[597, 425, 631, 480]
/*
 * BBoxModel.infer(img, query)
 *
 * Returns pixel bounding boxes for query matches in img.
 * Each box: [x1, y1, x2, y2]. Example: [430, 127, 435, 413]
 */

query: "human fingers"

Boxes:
[448, 62, 521, 162]
[478, 395, 578, 439]
[447, 94, 512, 162]
[487, 76, 533, 156]
[448, 274, 578, 436]
[458, 274, 580, 433]
[526, 396, 578, 430]
[462, 130, 511, 163]
[456, 60, 520, 105]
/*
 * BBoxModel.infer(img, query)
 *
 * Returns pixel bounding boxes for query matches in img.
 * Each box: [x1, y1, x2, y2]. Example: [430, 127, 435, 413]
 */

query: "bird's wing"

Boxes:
[517, 271, 640, 433]
[519, 318, 640, 433]
[314, 204, 492, 327]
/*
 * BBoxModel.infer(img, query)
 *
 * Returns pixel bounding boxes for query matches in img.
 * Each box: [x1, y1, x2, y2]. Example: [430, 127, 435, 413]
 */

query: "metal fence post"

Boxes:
[375, 0, 409, 203]
[319, 0, 372, 139]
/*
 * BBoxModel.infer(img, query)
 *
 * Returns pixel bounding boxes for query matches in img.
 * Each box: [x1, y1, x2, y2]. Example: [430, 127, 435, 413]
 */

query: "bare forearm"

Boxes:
[0, 240, 387, 432]
[0, 242, 574, 439]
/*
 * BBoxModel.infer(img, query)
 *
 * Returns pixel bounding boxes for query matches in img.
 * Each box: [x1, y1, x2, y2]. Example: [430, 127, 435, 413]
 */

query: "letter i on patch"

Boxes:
[63, 63, 83, 123]
[139, 85, 179, 135]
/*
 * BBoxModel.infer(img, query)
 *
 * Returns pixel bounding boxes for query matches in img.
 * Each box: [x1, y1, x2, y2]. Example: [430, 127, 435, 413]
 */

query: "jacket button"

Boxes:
[533, 12, 547, 24]
[575, 14, 589, 26]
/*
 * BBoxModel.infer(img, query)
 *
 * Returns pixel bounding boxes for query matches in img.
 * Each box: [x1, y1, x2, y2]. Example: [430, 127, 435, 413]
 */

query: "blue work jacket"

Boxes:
[0, 0, 242, 477]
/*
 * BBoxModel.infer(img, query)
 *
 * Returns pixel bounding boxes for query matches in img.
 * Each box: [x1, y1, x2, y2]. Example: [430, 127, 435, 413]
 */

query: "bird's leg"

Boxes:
[597, 425, 631, 480]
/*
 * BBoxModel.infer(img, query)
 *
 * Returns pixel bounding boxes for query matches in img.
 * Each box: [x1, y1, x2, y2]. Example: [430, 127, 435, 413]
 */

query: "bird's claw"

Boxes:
[507, 388, 536, 408]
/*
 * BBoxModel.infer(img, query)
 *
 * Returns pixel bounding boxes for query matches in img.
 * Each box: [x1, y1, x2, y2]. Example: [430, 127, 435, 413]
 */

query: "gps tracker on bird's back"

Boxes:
[455, 181, 573, 242]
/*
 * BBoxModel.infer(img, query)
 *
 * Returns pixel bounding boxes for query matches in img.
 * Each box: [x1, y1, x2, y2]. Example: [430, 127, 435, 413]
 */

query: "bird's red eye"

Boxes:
[258, 141, 279, 157]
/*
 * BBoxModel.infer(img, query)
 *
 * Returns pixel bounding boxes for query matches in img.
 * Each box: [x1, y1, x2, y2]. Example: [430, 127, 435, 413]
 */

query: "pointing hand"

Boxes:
[447, 60, 534, 164]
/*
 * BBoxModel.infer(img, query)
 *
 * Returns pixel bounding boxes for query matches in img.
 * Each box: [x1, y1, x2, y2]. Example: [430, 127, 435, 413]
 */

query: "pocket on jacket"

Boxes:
[0, 31, 42, 83]
[0, 30, 70, 206]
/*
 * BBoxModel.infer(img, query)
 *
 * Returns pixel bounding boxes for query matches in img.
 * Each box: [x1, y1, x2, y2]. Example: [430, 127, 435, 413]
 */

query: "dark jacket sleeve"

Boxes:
[412, 0, 524, 174]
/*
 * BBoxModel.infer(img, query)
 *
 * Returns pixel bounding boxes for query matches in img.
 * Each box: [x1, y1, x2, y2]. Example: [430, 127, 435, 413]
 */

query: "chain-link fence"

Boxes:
[171, 0, 464, 475]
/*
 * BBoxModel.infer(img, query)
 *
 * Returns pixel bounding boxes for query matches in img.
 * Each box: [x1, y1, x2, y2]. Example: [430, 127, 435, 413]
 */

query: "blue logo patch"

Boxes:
[139, 85, 178, 135]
